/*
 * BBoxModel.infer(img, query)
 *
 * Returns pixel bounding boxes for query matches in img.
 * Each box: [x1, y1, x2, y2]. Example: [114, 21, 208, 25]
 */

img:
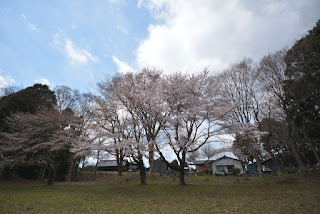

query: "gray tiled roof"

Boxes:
[97, 160, 126, 167]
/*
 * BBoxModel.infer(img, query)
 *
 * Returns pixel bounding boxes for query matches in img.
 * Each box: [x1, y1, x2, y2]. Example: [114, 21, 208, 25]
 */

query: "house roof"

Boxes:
[211, 155, 241, 163]
[154, 158, 165, 163]
[194, 155, 240, 165]
[97, 160, 126, 167]
[194, 160, 213, 165]
[261, 158, 273, 163]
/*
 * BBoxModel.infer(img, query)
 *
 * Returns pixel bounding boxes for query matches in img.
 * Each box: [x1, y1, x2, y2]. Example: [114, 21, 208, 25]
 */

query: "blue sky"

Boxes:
[0, 0, 153, 92]
[1, 0, 320, 93]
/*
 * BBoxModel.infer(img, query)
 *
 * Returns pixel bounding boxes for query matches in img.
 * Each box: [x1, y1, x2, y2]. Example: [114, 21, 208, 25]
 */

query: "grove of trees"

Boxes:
[0, 21, 319, 185]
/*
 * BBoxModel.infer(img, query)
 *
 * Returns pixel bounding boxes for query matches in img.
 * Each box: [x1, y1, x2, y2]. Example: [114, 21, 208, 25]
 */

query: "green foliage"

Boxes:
[197, 168, 211, 176]
[54, 149, 73, 182]
[83, 165, 96, 171]
[0, 84, 56, 132]
[0, 85, 79, 184]
[284, 20, 320, 140]
[170, 159, 179, 170]
[231, 167, 241, 176]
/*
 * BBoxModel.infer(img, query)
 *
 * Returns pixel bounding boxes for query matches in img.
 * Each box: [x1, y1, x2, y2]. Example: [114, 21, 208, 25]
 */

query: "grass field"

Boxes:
[1, 171, 320, 213]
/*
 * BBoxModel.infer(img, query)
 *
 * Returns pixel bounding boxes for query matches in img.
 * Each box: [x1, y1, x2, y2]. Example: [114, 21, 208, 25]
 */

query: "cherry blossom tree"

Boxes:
[92, 97, 128, 176]
[98, 68, 166, 179]
[0, 84, 57, 179]
[1, 109, 80, 185]
[155, 71, 229, 185]
[122, 116, 149, 185]
[54, 87, 97, 181]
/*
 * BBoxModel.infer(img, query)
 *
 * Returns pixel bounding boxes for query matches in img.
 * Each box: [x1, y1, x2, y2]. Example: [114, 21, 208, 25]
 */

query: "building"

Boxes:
[195, 155, 244, 175]
[210, 156, 243, 175]
[97, 160, 127, 171]
[248, 158, 276, 175]
[154, 159, 169, 175]
[194, 160, 212, 173]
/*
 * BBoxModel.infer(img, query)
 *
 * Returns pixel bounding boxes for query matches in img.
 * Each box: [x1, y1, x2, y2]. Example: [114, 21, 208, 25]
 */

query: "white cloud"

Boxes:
[0, 75, 8, 88]
[109, 0, 126, 5]
[28, 24, 40, 32]
[137, 0, 143, 8]
[21, 13, 40, 32]
[0, 69, 15, 88]
[54, 32, 98, 65]
[136, 0, 320, 74]
[34, 78, 50, 86]
[116, 25, 128, 34]
[21, 13, 26, 21]
[112, 56, 134, 74]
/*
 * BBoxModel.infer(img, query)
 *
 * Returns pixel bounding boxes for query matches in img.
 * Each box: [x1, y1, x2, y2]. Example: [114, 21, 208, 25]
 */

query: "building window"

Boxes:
[216, 166, 222, 173]
[227, 165, 234, 173]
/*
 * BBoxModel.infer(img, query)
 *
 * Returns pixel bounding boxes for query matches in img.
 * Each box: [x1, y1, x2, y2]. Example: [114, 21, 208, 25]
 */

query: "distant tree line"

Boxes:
[0, 20, 319, 185]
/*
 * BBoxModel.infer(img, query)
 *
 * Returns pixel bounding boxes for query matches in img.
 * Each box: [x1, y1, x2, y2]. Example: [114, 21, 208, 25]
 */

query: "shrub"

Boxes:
[231, 167, 241, 177]
[198, 168, 211, 176]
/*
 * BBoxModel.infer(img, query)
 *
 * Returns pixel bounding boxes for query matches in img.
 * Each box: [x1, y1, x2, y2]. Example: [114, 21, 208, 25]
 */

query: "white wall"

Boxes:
[211, 158, 243, 174]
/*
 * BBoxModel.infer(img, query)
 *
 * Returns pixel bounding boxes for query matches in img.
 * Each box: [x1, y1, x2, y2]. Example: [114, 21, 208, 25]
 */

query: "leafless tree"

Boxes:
[258, 49, 308, 171]
[0, 85, 21, 98]
[217, 58, 266, 176]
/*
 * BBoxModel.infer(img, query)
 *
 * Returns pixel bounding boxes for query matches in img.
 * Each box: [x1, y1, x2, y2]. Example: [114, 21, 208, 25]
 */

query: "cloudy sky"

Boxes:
[1, 0, 319, 93]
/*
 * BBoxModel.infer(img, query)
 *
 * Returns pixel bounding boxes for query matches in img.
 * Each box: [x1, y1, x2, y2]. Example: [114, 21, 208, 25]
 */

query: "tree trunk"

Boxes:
[47, 167, 55, 185]
[94, 156, 99, 180]
[255, 155, 263, 177]
[138, 156, 146, 185]
[65, 157, 75, 182]
[116, 149, 123, 176]
[0, 166, 6, 179]
[179, 151, 187, 185]
[149, 142, 155, 175]
[179, 168, 186, 186]
[288, 121, 307, 171]
[93, 150, 102, 180]
[46, 153, 56, 185]
[72, 159, 80, 181]
[117, 158, 123, 176]
[271, 155, 282, 175]
[37, 167, 46, 181]
[310, 143, 320, 164]
[139, 166, 146, 186]
[292, 143, 307, 171]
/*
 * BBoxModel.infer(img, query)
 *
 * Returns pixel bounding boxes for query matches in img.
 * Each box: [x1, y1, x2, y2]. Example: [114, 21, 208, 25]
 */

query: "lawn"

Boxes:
[1, 171, 319, 213]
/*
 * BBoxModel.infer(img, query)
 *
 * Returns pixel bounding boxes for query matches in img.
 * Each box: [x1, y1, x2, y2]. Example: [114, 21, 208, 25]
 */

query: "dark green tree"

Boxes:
[284, 20, 320, 167]
[0, 84, 56, 132]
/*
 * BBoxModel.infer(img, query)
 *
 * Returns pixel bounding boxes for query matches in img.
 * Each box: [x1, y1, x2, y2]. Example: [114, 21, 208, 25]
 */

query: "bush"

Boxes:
[198, 168, 211, 176]
[83, 166, 95, 171]
[231, 167, 241, 176]
[214, 172, 224, 176]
